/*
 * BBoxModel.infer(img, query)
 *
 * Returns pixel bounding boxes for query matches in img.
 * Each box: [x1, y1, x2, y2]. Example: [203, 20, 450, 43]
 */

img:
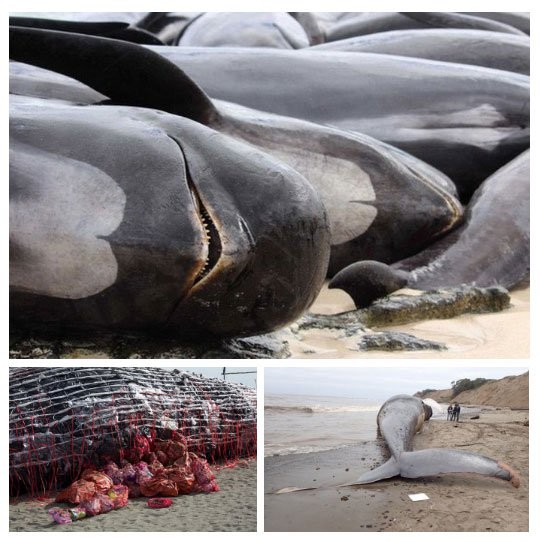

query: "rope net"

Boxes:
[9, 367, 257, 497]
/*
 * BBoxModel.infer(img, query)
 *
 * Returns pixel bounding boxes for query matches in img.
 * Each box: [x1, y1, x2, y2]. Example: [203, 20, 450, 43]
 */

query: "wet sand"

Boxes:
[265, 410, 528, 531]
[289, 284, 530, 358]
[9, 460, 256, 532]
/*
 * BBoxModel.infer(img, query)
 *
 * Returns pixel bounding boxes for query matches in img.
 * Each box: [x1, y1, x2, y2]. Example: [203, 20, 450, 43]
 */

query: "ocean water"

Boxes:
[264, 393, 381, 456]
[264, 393, 478, 457]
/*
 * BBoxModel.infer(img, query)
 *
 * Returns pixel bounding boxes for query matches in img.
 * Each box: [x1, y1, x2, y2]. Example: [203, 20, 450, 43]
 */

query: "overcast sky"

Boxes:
[265, 367, 528, 400]
[181, 367, 257, 388]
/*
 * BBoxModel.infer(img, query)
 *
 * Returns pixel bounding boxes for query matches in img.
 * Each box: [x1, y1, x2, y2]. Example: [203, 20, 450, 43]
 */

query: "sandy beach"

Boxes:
[265, 410, 528, 531]
[9, 284, 529, 359]
[289, 284, 530, 358]
[10, 460, 256, 532]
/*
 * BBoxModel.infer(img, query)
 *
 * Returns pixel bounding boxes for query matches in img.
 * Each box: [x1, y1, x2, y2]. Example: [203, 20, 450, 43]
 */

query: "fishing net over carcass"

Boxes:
[9, 367, 257, 496]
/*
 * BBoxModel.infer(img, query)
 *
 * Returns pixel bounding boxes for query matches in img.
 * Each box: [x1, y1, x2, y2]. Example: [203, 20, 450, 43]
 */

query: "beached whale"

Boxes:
[350, 394, 520, 486]
[402, 12, 526, 36]
[312, 29, 530, 75]
[9, 15, 163, 45]
[9, 27, 463, 276]
[15, 22, 516, 203]
[274, 393, 520, 495]
[9, 367, 257, 495]
[10, 91, 330, 337]
[460, 12, 530, 35]
[329, 149, 530, 304]
[323, 11, 528, 42]
[394, 149, 530, 290]
[147, 46, 529, 201]
[179, 12, 312, 48]
[325, 12, 436, 41]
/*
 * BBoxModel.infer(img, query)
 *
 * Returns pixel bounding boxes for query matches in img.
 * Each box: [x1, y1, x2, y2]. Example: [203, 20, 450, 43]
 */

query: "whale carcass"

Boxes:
[9, 367, 257, 496]
[351, 394, 519, 486]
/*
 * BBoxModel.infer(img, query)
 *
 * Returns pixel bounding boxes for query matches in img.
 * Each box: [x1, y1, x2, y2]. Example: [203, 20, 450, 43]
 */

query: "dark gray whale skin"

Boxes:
[324, 11, 528, 41]
[9, 16, 163, 45]
[11, 12, 148, 24]
[312, 29, 530, 75]
[350, 395, 520, 486]
[330, 150, 530, 303]
[150, 46, 530, 201]
[9, 28, 463, 275]
[179, 12, 311, 49]
[325, 12, 434, 41]
[9, 61, 108, 104]
[461, 12, 530, 35]
[395, 149, 530, 290]
[213, 101, 463, 274]
[328, 260, 408, 308]
[402, 12, 526, 36]
[10, 95, 330, 338]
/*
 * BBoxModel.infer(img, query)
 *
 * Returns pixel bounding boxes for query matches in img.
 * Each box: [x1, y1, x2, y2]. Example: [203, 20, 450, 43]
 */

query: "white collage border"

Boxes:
[3, 0, 537, 540]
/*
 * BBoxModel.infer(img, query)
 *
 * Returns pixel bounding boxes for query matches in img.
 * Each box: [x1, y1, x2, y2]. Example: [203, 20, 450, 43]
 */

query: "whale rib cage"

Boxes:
[9, 367, 257, 495]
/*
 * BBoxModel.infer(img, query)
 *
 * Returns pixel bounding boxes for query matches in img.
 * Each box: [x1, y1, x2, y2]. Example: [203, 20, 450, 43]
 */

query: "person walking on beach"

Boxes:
[447, 404, 453, 420]
[453, 402, 461, 422]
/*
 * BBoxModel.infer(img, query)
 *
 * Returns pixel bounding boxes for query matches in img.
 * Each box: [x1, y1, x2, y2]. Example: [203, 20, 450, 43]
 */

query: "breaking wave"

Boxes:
[264, 404, 378, 414]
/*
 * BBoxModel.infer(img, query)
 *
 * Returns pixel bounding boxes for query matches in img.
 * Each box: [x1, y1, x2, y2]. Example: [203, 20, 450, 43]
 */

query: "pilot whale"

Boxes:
[311, 29, 530, 75]
[329, 149, 530, 304]
[149, 45, 529, 201]
[323, 11, 528, 40]
[9, 26, 463, 274]
[401, 12, 526, 36]
[178, 12, 312, 49]
[10, 95, 330, 337]
[9, 15, 163, 45]
[394, 149, 530, 290]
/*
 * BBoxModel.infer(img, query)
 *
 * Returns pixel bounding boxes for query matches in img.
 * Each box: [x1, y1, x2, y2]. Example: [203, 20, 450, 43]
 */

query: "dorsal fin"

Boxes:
[9, 16, 164, 45]
[9, 26, 218, 124]
[134, 12, 169, 30]
[289, 12, 324, 45]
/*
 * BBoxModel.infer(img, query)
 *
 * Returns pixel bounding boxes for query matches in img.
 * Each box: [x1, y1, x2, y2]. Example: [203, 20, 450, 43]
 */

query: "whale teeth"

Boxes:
[178, 137, 223, 286]
[187, 175, 223, 286]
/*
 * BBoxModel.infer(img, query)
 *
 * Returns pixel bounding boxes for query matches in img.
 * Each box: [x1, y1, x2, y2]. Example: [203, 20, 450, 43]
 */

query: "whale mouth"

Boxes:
[167, 135, 223, 288]
[189, 177, 222, 285]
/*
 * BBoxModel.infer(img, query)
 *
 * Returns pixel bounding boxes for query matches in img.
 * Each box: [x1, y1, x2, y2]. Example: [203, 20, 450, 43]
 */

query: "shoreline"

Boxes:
[10, 460, 257, 532]
[289, 284, 530, 358]
[265, 410, 528, 531]
[9, 285, 529, 360]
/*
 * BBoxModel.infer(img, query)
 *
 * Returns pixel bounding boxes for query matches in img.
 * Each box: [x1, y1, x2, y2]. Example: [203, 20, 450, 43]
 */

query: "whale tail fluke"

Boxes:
[496, 461, 521, 488]
[347, 457, 400, 485]
[398, 449, 519, 487]
[348, 449, 519, 487]
[281, 450, 519, 494]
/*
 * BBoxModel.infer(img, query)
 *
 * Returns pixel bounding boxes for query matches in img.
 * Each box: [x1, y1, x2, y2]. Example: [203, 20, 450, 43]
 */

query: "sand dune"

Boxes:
[419, 371, 529, 408]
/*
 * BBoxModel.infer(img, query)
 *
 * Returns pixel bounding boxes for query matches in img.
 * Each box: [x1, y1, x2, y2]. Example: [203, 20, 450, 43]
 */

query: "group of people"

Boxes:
[447, 403, 461, 422]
